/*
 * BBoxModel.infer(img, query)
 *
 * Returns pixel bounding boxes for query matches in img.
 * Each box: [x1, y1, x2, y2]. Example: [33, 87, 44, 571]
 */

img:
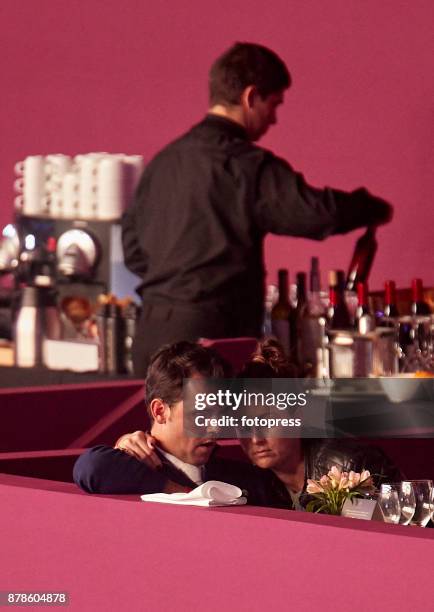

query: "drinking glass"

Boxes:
[385, 481, 416, 525]
[377, 485, 401, 524]
[408, 480, 433, 527]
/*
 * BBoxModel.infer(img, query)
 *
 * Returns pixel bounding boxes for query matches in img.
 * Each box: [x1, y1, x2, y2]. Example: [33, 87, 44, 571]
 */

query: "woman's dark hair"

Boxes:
[145, 341, 229, 418]
[209, 42, 291, 106]
[239, 337, 297, 378]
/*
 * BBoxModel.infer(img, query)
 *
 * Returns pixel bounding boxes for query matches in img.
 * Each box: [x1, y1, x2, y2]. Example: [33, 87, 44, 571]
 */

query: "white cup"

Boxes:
[78, 156, 98, 219]
[14, 156, 46, 215]
[62, 172, 78, 218]
[97, 156, 124, 219]
[14, 178, 25, 193]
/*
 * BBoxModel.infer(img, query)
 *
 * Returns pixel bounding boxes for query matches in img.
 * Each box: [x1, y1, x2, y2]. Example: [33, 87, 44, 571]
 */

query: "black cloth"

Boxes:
[73, 445, 275, 507]
[122, 114, 391, 374]
[268, 439, 403, 510]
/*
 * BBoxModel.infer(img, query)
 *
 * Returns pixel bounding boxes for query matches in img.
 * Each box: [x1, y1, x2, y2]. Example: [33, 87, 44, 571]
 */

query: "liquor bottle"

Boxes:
[411, 278, 431, 315]
[327, 270, 352, 329]
[384, 280, 399, 317]
[121, 301, 139, 375]
[271, 269, 292, 355]
[297, 258, 327, 375]
[355, 282, 375, 334]
[106, 302, 124, 374]
[346, 226, 378, 292]
[291, 272, 307, 360]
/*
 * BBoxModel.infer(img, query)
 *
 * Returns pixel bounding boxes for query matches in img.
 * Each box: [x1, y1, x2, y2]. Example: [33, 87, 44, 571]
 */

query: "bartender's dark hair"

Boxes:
[209, 42, 291, 106]
[145, 341, 229, 419]
[239, 337, 297, 378]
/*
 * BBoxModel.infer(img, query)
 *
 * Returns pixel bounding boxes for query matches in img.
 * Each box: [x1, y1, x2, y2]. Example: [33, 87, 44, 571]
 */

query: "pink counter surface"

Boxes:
[1, 473, 433, 612]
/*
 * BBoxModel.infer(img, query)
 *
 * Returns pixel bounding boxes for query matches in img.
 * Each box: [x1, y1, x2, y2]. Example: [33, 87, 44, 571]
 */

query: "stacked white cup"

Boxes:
[46, 154, 73, 217]
[14, 152, 144, 220]
[14, 155, 47, 216]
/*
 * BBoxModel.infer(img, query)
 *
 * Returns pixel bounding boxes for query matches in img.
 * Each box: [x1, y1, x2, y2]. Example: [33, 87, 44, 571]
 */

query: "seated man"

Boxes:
[73, 341, 275, 506]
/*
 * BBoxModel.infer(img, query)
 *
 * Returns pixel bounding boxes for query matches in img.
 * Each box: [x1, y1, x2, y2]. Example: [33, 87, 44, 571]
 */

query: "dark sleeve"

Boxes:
[362, 445, 404, 487]
[121, 174, 148, 277]
[73, 445, 168, 494]
[311, 439, 404, 487]
[254, 153, 391, 239]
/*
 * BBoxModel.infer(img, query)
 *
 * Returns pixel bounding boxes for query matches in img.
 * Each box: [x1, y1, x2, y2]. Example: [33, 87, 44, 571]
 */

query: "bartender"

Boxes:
[122, 42, 392, 376]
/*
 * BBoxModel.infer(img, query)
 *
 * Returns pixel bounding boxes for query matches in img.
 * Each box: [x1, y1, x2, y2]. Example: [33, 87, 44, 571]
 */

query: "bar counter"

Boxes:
[0, 473, 433, 611]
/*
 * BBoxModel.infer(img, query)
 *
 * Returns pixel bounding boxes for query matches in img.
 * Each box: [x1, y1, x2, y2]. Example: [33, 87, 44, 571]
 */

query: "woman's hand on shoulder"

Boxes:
[114, 430, 162, 469]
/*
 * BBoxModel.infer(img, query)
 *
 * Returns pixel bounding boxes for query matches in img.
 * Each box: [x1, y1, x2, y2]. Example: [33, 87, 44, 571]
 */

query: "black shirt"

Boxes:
[122, 114, 390, 333]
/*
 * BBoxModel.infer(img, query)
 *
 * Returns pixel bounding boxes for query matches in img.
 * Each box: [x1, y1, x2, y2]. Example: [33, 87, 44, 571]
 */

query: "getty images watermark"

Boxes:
[183, 378, 319, 438]
[183, 377, 434, 438]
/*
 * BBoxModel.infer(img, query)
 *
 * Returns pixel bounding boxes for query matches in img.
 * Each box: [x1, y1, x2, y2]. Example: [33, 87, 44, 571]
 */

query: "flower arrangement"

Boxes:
[306, 466, 375, 515]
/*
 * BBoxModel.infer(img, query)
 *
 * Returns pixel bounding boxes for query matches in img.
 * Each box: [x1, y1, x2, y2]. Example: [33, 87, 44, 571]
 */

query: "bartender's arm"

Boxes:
[253, 152, 393, 239]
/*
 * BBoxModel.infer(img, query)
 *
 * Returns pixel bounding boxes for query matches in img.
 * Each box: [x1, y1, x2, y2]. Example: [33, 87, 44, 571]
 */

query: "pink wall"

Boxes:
[1, 1, 433, 290]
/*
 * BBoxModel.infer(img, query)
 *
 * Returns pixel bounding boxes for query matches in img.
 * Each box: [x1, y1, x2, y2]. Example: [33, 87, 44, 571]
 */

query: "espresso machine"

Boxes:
[0, 215, 140, 339]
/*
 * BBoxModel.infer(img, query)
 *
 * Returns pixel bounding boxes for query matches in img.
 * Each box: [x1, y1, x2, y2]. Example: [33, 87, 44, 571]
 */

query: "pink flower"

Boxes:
[320, 475, 329, 487]
[306, 479, 324, 494]
[359, 470, 373, 489]
[327, 466, 342, 489]
[338, 472, 350, 491]
[348, 471, 361, 489]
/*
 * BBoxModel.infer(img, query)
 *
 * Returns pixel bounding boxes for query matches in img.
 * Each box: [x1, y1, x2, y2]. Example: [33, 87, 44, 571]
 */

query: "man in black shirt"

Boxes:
[122, 42, 392, 376]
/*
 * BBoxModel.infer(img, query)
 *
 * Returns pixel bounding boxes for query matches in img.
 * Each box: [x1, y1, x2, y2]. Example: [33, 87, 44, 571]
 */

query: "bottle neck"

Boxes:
[296, 273, 307, 307]
[384, 280, 396, 306]
[310, 257, 321, 293]
[277, 271, 289, 305]
[411, 278, 423, 303]
[329, 286, 338, 307]
[357, 282, 369, 308]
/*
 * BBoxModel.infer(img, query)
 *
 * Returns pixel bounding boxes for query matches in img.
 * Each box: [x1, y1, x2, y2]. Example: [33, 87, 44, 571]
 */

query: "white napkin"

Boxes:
[141, 480, 247, 507]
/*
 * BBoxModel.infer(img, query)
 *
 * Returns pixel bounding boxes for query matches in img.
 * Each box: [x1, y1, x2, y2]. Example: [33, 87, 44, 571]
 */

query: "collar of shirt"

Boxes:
[159, 448, 204, 485]
[203, 113, 249, 140]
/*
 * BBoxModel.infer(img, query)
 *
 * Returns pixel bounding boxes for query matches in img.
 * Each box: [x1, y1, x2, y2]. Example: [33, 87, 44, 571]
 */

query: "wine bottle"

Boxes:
[384, 280, 399, 317]
[355, 282, 375, 334]
[291, 272, 307, 360]
[346, 226, 378, 292]
[297, 258, 327, 375]
[327, 270, 352, 329]
[271, 269, 292, 355]
[411, 278, 431, 315]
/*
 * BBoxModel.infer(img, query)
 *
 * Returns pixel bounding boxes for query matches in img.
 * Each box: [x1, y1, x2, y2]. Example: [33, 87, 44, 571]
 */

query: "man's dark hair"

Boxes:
[209, 42, 291, 106]
[145, 341, 230, 418]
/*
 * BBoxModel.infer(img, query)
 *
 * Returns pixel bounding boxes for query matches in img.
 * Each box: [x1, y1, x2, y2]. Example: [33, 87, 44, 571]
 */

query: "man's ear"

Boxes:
[241, 85, 258, 110]
[150, 399, 170, 424]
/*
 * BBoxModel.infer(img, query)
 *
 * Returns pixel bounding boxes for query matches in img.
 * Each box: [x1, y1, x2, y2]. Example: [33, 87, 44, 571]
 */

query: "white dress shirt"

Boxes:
[159, 449, 204, 485]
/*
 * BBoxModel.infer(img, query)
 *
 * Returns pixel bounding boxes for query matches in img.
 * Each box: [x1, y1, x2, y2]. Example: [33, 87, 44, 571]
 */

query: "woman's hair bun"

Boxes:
[240, 337, 297, 377]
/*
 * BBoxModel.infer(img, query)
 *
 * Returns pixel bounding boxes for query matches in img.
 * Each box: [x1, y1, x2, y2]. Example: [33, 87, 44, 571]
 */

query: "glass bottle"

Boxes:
[355, 282, 375, 334]
[327, 270, 352, 329]
[346, 226, 378, 292]
[384, 280, 399, 318]
[271, 269, 292, 356]
[297, 259, 327, 376]
[411, 278, 431, 315]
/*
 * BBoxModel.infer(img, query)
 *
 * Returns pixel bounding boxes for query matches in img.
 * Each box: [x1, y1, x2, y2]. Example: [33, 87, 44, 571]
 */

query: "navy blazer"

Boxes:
[73, 445, 276, 507]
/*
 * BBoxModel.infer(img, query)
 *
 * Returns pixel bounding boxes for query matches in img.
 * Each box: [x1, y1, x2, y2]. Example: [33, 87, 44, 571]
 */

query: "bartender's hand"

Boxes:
[114, 430, 162, 469]
[360, 188, 394, 225]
